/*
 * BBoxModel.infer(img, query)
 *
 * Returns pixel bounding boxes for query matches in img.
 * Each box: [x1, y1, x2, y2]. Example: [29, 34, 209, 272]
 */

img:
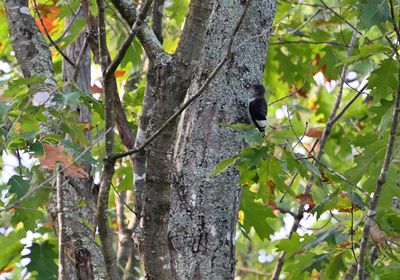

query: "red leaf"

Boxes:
[39, 144, 88, 178]
[305, 128, 323, 138]
[91, 84, 103, 94]
[115, 70, 126, 78]
[267, 180, 276, 195]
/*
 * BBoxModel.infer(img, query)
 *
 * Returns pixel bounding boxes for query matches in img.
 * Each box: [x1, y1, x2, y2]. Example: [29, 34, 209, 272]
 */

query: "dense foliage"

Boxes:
[0, 0, 399, 279]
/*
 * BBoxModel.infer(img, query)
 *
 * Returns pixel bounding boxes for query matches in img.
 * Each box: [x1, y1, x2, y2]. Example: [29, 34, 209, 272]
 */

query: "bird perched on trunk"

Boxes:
[248, 84, 268, 133]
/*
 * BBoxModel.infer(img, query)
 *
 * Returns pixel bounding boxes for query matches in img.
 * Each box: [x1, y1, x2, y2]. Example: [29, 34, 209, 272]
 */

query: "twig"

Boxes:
[317, 29, 358, 157]
[331, 83, 368, 124]
[111, 0, 253, 161]
[356, 42, 400, 280]
[287, 9, 322, 34]
[271, 28, 359, 280]
[96, 0, 119, 277]
[1, 97, 32, 152]
[279, 173, 298, 203]
[104, 0, 154, 79]
[111, 183, 136, 215]
[71, 35, 89, 83]
[319, 0, 361, 37]
[32, 0, 76, 67]
[57, 172, 66, 279]
[389, 0, 400, 43]
[270, 39, 348, 47]
[0, 128, 111, 213]
[53, 5, 82, 44]
[268, 92, 296, 106]
[237, 266, 269, 277]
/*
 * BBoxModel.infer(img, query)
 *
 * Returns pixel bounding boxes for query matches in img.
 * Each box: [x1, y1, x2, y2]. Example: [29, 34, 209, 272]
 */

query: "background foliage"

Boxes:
[0, 0, 400, 279]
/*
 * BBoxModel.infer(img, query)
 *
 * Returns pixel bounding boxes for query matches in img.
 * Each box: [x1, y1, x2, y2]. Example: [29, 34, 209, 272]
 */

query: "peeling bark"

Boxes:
[169, 1, 277, 279]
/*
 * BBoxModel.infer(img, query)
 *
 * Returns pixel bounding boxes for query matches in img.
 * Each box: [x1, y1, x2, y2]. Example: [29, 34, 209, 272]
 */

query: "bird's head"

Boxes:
[252, 84, 265, 96]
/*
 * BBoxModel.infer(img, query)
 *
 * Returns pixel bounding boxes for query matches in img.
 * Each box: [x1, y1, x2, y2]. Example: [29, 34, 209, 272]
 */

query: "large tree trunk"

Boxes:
[139, 0, 214, 277]
[169, 1, 277, 278]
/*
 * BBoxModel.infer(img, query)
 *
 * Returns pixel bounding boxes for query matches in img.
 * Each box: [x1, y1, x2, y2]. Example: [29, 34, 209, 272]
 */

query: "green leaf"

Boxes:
[344, 44, 389, 64]
[208, 156, 239, 177]
[301, 253, 330, 273]
[0, 226, 25, 270]
[28, 141, 44, 157]
[359, 0, 390, 30]
[378, 263, 400, 280]
[52, 91, 82, 106]
[239, 188, 275, 240]
[302, 228, 338, 250]
[26, 241, 57, 280]
[276, 233, 315, 256]
[0, 101, 10, 117]
[60, 140, 98, 165]
[7, 138, 26, 149]
[8, 175, 30, 199]
[368, 58, 398, 102]
[324, 253, 345, 279]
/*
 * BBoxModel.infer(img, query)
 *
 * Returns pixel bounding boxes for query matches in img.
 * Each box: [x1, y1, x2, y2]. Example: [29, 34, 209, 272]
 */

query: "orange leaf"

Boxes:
[39, 144, 88, 178]
[35, 17, 58, 34]
[267, 199, 276, 209]
[312, 53, 321, 66]
[305, 127, 323, 138]
[0, 266, 14, 274]
[319, 64, 327, 74]
[267, 180, 275, 195]
[91, 84, 103, 94]
[115, 70, 126, 77]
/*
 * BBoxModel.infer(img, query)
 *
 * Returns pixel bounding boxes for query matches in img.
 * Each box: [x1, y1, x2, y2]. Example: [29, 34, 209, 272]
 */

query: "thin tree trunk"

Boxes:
[169, 1, 277, 279]
[4, 0, 106, 278]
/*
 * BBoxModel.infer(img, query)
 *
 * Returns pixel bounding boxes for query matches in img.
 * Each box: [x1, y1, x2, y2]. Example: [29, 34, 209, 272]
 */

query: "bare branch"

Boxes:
[110, 0, 167, 62]
[32, 0, 76, 67]
[96, 0, 119, 277]
[319, 0, 361, 37]
[272, 28, 359, 280]
[104, 0, 154, 79]
[152, 0, 164, 43]
[268, 92, 296, 106]
[389, 0, 400, 42]
[331, 83, 368, 124]
[54, 5, 82, 44]
[356, 47, 400, 280]
[270, 39, 348, 47]
[71, 35, 89, 83]
[57, 172, 66, 279]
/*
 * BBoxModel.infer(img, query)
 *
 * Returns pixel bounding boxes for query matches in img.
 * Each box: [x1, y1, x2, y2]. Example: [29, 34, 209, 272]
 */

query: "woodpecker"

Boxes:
[248, 84, 268, 133]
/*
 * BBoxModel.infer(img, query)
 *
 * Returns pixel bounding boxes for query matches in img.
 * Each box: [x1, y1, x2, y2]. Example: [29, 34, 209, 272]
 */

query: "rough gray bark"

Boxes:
[110, 1, 213, 278]
[139, 1, 213, 279]
[169, 1, 277, 279]
[4, 0, 56, 103]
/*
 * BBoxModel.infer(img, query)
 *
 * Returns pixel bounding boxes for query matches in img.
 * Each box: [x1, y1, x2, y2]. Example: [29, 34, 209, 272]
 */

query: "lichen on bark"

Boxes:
[169, 1, 277, 279]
